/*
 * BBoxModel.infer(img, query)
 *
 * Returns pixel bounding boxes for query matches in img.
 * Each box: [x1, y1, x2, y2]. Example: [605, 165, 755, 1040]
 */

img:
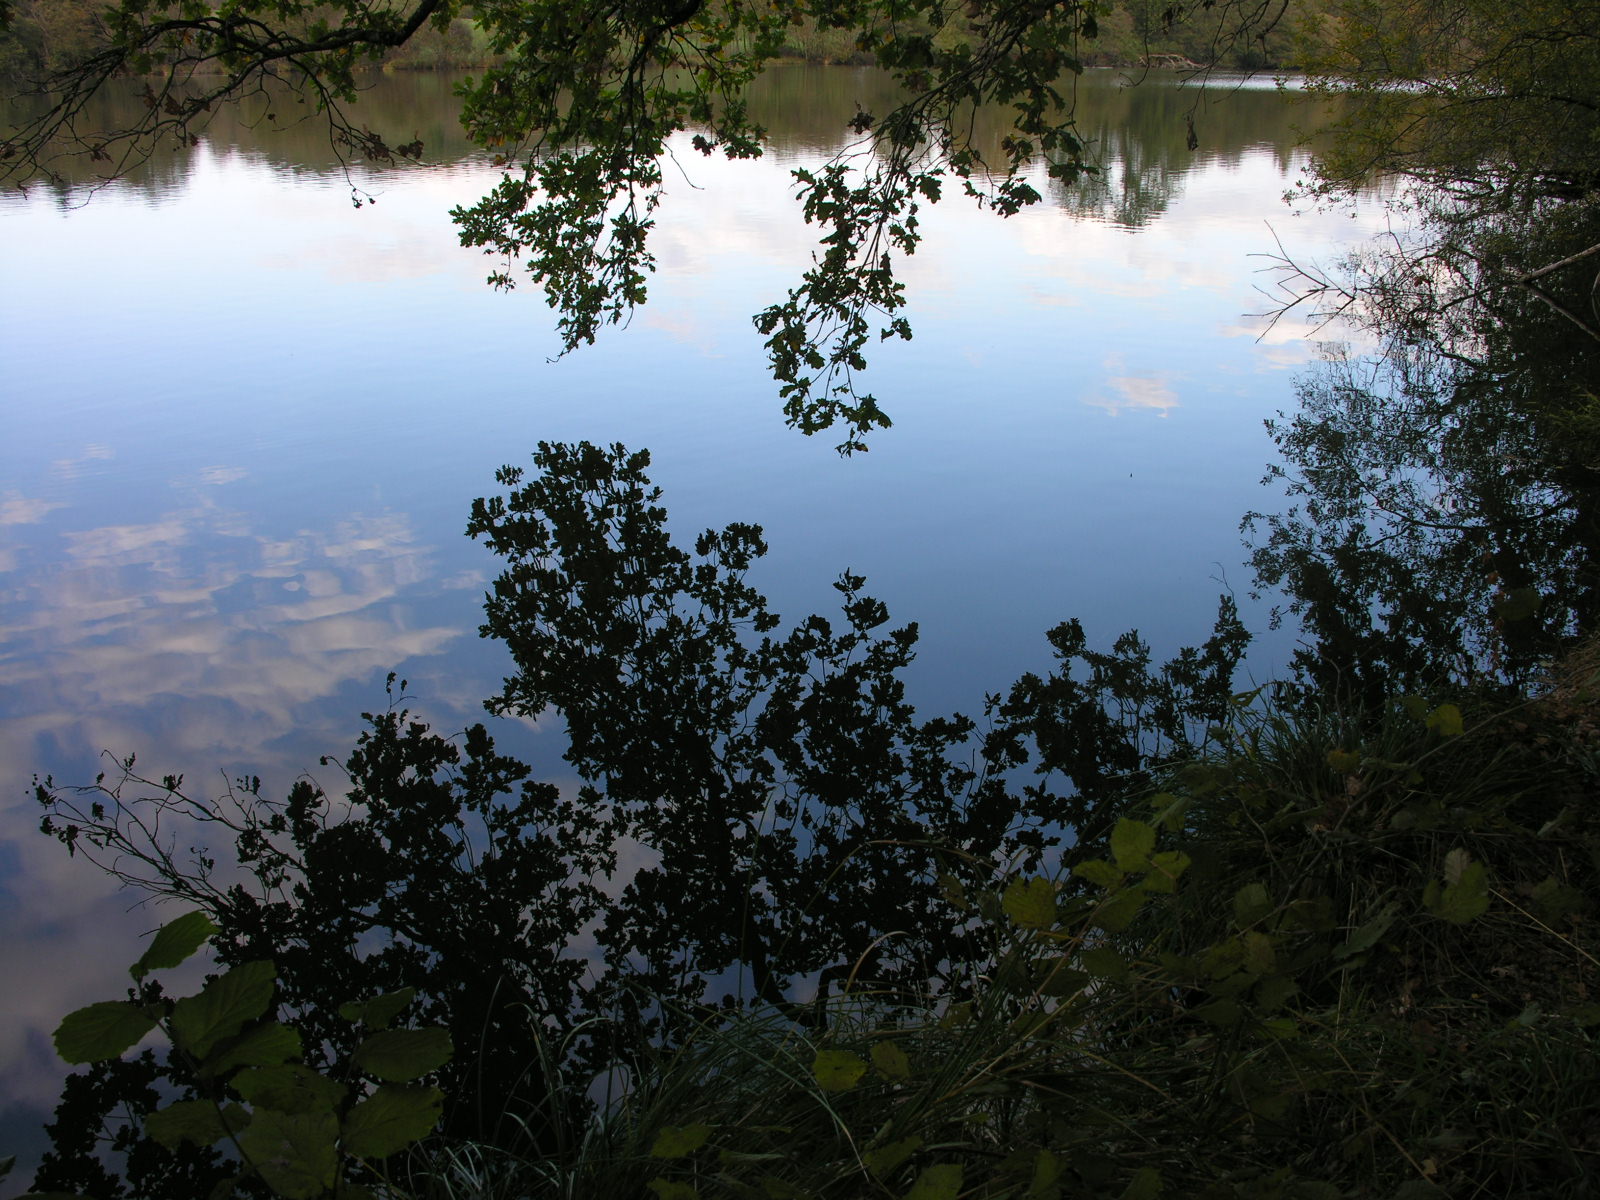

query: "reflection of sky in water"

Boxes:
[0, 85, 1390, 1174]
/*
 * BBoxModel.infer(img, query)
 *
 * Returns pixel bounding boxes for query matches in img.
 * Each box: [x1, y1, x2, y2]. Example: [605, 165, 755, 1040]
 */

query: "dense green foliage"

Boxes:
[35, 913, 452, 1200]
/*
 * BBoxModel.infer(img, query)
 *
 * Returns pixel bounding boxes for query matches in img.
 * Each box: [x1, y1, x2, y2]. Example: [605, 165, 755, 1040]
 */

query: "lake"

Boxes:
[0, 64, 1386, 1169]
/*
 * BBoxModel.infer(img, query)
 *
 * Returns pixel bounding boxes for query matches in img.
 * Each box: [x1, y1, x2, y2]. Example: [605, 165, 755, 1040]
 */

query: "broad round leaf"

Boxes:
[170, 960, 276, 1059]
[203, 1021, 303, 1078]
[1110, 818, 1156, 873]
[233, 1064, 347, 1115]
[145, 1098, 238, 1150]
[340, 1084, 443, 1159]
[337, 987, 416, 1031]
[53, 1001, 158, 1064]
[351, 1027, 453, 1082]
[905, 1163, 963, 1200]
[1002, 876, 1057, 930]
[811, 1049, 868, 1093]
[131, 910, 217, 981]
[237, 1109, 337, 1200]
[650, 1123, 712, 1159]
[862, 1134, 921, 1179]
[870, 1040, 911, 1081]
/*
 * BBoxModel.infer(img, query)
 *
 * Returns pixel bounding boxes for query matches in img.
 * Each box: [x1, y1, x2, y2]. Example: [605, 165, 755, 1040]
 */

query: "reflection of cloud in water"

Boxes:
[1085, 353, 1180, 416]
[3, 506, 459, 765]
[1217, 312, 1378, 369]
[0, 497, 462, 1124]
[49, 442, 115, 480]
[0, 492, 66, 526]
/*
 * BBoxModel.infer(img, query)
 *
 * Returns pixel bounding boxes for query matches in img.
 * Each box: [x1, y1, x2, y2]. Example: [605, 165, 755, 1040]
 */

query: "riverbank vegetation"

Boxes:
[9, 0, 1600, 1195]
[0, 0, 1334, 82]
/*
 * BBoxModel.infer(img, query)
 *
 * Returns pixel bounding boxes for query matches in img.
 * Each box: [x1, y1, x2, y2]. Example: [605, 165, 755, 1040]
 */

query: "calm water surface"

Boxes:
[0, 65, 1386, 1164]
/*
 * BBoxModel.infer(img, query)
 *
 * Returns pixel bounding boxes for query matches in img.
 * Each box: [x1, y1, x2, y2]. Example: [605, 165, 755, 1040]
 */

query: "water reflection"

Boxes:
[0, 63, 1380, 1179]
[6, 65, 1337, 233]
[1, 484, 461, 773]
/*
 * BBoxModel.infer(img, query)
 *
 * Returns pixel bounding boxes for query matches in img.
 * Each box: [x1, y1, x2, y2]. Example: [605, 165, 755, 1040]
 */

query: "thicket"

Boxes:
[14, 437, 1600, 1200]
[0, 0, 1331, 81]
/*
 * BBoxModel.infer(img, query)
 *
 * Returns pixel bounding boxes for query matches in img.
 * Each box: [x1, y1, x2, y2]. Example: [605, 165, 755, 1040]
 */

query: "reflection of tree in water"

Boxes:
[1249, 208, 1600, 706]
[5, 70, 480, 200]
[10, 65, 1319, 228]
[1048, 75, 1333, 228]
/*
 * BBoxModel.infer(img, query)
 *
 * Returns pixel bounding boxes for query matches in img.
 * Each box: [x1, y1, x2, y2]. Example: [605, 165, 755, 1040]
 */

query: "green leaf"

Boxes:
[1110, 819, 1156, 872]
[1029, 1149, 1061, 1197]
[1241, 931, 1276, 975]
[351, 1027, 453, 1082]
[1147, 792, 1189, 833]
[1423, 850, 1490, 924]
[1286, 1183, 1343, 1200]
[1092, 887, 1146, 933]
[236, 1109, 337, 1200]
[1566, 1002, 1600, 1026]
[870, 1040, 911, 1081]
[53, 1001, 158, 1064]
[1255, 974, 1298, 1013]
[1333, 902, 1399, 961]
[170, 961, 276, 1059]
[1425, 703, 1464, 737]
[145, 1098, 242, 1150]
[1233, 883, 1273, 928]
[862, 1134, 922, 1179]
[131, 910, 217, 981]
[1034, 959, 1089, 997]
[1121, 1166, 1163, 1199]
[233, 1064, 348, 1115]
[1142, 850, 1190, 894]
[646, 1181, 699, 1200]
[1196, 998, 1242, 1027]
[205, 1174, 250, 1200]
[337, 987, 417, 1030]
[1325, 748, 1361, 773]
[202, 1021, 302, 1078]
[904, 1163, 962, 1200]
[340, 1083, 444, 1159]
[1080, 946, 1129, 982]
[811, 1049, 868, 1093]
[1002, 876, 1057, 930]
[1073, 858, 1124, 889]
[936, 872, 968, 911]
[650, 1123, 712, 1159]
[1531, 877, 1588, 919]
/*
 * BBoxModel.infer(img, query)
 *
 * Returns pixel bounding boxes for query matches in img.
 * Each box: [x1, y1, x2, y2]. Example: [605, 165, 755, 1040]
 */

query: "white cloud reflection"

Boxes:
[0, 492, 65, 526]
[1085, 354, 1181, 416]
[0, 492, 463, 1122]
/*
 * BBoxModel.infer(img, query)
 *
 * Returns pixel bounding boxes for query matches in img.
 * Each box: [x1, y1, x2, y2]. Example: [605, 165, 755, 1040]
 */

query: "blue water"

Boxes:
[0, 67, 1387, 1172]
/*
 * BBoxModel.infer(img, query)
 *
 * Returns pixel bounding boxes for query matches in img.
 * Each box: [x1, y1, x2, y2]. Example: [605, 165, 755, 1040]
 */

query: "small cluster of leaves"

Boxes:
[28, 910, 451, 1200]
